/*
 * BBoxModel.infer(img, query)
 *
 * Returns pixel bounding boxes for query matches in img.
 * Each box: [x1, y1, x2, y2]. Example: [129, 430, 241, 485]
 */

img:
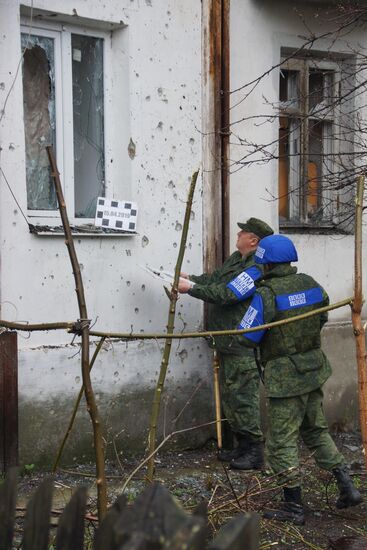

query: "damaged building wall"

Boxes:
[0, 0, 212, 465]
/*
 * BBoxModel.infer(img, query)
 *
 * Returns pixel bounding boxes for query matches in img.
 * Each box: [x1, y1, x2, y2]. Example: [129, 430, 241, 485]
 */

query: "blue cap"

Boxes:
[255, 235, 298, 264]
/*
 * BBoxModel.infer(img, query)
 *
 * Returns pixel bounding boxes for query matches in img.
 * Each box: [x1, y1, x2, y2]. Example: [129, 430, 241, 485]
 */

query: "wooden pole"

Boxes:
[0, 332, 18, 472]
[351, 175, 367, 467]
[46, 146, 107, 521]
[0, 321, 73, 331]
[86, 296, 353, 340]
[0, 296, 353, 338]
[146, 170, 199, 482]
[213, 350, 222, 449]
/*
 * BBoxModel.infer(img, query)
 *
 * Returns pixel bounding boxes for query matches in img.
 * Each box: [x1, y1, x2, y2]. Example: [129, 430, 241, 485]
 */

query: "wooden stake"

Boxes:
[213, 351, 222, 449]
[351, 175, 367, 468]
[46, 146, 107, 521]
[0, 332, 18, 472]
[146, 170, 199, 482]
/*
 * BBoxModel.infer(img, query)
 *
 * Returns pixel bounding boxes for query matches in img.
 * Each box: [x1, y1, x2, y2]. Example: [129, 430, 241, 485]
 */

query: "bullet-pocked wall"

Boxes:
[1, 0, 367, 466]
[0, 0, 212, 465]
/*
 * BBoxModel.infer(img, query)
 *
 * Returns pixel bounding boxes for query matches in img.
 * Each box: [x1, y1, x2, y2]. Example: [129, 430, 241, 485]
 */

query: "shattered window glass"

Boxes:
[21, 33, 57, 210]
[72, 34, 105, 218]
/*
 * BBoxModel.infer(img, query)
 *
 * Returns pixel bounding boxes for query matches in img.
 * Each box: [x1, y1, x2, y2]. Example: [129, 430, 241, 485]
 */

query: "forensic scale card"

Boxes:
[94, 197, 138, 232]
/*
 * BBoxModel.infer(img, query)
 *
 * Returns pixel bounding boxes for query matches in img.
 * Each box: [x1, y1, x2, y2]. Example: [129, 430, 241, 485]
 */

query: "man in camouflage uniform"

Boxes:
[239, 234, 362, 524]
[178, 218, 273, 469]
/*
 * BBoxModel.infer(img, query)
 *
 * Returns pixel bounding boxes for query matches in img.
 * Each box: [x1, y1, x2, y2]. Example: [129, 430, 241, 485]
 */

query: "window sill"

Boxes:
[279, 223, 351, 236]
[29, 224, 137, 237]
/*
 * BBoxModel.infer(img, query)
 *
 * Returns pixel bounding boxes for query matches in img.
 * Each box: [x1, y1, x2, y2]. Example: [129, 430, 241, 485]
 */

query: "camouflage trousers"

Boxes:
[266, 386, 344, 488]
[218, 353, 263, 442]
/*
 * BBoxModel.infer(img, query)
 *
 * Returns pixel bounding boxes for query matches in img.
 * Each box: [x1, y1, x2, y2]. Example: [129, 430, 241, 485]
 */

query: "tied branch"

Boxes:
[46, 146, 107, 522]
[0, 297, 354, 339]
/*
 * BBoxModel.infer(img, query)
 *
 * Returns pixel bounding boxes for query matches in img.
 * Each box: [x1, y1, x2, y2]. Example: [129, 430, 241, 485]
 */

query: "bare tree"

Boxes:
[226, 2, 367, 233]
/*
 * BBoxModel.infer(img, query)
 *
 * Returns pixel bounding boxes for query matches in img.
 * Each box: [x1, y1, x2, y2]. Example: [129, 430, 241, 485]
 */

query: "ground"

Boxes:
[14, 433, 367, 549]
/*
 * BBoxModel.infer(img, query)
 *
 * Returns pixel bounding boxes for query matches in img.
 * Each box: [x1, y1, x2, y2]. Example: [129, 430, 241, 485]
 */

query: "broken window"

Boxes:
[278, 54, 353, 229]
[22, 26, 105, 219]
[21, 33, 57, 210]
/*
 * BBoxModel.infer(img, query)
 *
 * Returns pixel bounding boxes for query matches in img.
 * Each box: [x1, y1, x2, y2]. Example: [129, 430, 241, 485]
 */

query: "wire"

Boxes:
[0, 0, 34, 124]
[0, 167, 29, 227]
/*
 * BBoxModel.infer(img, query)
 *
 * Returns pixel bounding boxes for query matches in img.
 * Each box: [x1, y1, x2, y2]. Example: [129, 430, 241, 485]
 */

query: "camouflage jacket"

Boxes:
[189, 251, 263, 357]
[239, 264, 331, 397]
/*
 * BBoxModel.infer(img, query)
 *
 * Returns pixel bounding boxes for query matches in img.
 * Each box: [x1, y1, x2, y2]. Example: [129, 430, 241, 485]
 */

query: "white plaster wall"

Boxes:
[0, 0, 204, 335]
[0, 0, 210, 458]
[229, 0, 367, 321]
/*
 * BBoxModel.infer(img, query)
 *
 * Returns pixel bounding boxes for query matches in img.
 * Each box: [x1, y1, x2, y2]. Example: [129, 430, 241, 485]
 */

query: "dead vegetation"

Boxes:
[11, 433, 367, 549]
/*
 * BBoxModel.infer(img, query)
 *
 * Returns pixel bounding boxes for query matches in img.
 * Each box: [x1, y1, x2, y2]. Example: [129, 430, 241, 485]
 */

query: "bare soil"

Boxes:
[14, 433, 367, 549]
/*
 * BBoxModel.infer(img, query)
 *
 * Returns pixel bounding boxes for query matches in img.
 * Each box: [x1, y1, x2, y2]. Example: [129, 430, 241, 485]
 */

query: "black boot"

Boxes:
[264, 487, 305, 526]
[332, 464, 363, 509]
[217, 434, 248, 462]
[230, 440, 264, 470]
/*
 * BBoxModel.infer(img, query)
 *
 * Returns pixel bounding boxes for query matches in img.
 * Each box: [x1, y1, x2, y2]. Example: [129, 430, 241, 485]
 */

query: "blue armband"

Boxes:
[238, 293, 267, 344]
[227, 266, 262, 300]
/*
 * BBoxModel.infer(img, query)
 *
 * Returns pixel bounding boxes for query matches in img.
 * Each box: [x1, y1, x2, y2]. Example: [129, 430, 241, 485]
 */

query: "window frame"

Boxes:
[21, 18, 112, 225]
[279, 56, 342, 229]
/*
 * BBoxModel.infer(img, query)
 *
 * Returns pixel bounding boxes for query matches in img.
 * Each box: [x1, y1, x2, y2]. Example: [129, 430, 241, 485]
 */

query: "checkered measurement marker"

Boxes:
[94, 197, 138, 231]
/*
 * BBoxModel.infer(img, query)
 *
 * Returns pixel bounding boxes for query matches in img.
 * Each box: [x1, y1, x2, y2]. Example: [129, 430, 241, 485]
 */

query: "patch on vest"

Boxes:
[227, 266, 261, 300]
[276, 287, 324, 311]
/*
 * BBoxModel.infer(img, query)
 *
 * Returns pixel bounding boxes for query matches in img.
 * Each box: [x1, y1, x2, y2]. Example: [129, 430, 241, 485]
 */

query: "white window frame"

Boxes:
[21, 19, 113, 225]
[279, 56, 341, 227]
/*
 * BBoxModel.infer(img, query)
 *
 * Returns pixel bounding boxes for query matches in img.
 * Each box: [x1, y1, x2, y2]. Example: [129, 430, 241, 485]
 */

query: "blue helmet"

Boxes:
[254, 235, 298, 264]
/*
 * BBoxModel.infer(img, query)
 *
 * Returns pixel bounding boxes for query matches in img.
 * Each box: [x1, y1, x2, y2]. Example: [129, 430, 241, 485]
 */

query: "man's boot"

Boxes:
[263, 487, 305, 526]
[230, 440, 264, 470]
[217, 434, 248, 462]
[332, 464, 363, 509]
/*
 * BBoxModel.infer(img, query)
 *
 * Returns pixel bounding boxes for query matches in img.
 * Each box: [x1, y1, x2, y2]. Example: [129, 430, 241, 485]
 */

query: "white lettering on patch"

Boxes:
[288, 293, 306, 307]
[255, 246, 265, 259]
[239, 306, 258, 328]
[230, 272, 255, 296]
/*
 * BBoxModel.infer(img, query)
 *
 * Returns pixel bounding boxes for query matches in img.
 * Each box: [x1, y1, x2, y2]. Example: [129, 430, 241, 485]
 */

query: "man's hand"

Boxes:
[178, 278, 193, 293]
[180, 272, 189, 279]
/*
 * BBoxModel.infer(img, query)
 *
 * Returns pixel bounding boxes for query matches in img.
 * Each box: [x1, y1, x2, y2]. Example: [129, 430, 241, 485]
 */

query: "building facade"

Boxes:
[0, 0, 366, 465]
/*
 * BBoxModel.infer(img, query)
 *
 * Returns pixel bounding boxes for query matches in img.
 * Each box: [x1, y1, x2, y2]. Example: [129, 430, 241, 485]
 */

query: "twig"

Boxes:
[15, 506, 98, 523]
[112, 436, 125, 477]
[172, 379, 204, 425]
[58, 468, 127, 480]
[121, 419, 217, 493]
[208, 484, 219, 507]
[221, 464, 242, 511]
